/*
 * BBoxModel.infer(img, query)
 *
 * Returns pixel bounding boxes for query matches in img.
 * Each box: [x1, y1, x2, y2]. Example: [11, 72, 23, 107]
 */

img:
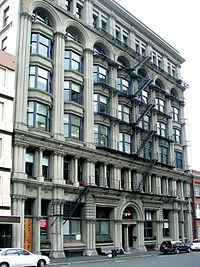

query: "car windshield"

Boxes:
[162, 241, 172, 247]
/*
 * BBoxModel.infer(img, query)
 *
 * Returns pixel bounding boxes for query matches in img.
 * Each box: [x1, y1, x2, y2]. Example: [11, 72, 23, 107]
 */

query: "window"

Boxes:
[173, 128, 181, 144]
[31, 33, 52, 58]
[64, 51, 82, 72]
[96, 207, 111, 241]
[0, 68, 6, 88]
[3, 7, 9, 27]
[115, 29, 120, 40]
[0, 138, 2, 158]
[118, 104, 130, 123]
[32, 10, 52, 26]
[118, 78, 129, 93]
[63, 206, 82, 242]
[94, 93, 108, 114]
[65, 0, 71, 11]
[142, 141, 152, 159]
[29, 66, 51, 92]
[64, 81, 82, 104]
[0, 102, 4, 121]
[157, 121, 167, 137]
[163, 210, 170, 237]
[2, 37, 7, 51]
[159, 146, 168, 164]
[76, 4, 82, 18]
[174, 151, 183, 169]
[95, 164, 100, 186]
[63, 158, 70, 181]
[172, 106, 179, 122]
[93, 65, 108, 84]
[139, 115, 150, 130]
[64, 114, 82, 140]
[101, 20, 107, 32]
[140, 90, 148, 104]
[27, 101, 50, 131]
[156, 98, 165, 112]
[25, 152, 34, 178]
[42, 155, 50, 178]
[119, 133, 131, 153]
[66, 30, 79, 42]
[123, 34, 128, 45]
[144, 211, 153, 239]
[195, 186, 200, 197]
[196, 204, 200, 219]
[93, 14, 98, 28]
[94, 124, 109, 148]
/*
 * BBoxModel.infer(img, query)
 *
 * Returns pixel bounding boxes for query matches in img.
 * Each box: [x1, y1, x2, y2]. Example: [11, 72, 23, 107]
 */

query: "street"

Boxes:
[49, 252, 200, 267]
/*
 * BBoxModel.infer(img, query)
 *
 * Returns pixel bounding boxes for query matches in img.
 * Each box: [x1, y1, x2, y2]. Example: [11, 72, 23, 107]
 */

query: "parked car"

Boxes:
[191, 239, 200, 251]
[0, 248, 50, 267]
[160, 240, 191, 254]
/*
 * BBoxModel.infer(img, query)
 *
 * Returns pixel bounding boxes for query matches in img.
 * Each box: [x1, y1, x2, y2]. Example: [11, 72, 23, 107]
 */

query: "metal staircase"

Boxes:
[135, 104, 154, 125]
[137, 129, 156, 155]
[63, 186, 90, 222]
[134, 55, 151, 70]
[134, 76, 153, 98]
[136, 159, 157, 192]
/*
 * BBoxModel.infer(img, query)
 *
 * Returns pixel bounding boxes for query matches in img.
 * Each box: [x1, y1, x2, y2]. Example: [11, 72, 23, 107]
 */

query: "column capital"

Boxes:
[20, 12, 32, 21]
[83, 48, 94, 55]
[54, 31, 66, 40]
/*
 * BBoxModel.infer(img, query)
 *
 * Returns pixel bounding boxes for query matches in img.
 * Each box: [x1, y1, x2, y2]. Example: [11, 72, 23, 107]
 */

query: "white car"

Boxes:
[191, 239, 200, 251]
[0, 248, 50, 267]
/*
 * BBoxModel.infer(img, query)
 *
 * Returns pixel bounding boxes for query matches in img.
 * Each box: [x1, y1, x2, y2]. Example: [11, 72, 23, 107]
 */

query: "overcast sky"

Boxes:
[115, 0, 200, 170]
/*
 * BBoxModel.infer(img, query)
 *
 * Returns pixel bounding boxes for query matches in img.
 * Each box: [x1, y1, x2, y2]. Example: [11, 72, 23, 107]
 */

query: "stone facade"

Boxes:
[192, 170, 200, 239]
[3, 0, 193, 257]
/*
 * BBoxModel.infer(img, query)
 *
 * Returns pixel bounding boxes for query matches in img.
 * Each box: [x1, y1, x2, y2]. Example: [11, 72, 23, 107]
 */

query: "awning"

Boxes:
[0, 216, 21, 224]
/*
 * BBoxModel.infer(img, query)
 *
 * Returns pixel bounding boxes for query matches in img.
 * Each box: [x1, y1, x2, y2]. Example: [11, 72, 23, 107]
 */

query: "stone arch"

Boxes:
[155, 78, 165, 90]
[65, 21, 90, 48]
[137, 67, 148, 78]
[93, 36, 114, 58]
[29, 0, 62, 31]
[171, 87, 179, 98]
[93, 42, 110, 58]
[117, 52, 132, 69]
[120, 201, 144, 221]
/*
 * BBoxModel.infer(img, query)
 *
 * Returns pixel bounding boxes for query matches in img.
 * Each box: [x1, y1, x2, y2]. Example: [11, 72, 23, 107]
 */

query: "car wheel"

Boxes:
[37, 260, 46, 267]
[175, 249, 180, 254]
[187, 248, 191, 253]
[0, 263, 9, 267]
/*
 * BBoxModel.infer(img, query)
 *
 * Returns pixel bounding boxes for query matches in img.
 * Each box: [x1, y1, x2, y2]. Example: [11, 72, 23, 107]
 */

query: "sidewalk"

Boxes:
[49, 250, 160, 265]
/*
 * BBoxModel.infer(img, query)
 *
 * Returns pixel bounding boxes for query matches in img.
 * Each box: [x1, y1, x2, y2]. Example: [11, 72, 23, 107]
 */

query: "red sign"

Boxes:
[40, 219, 47, 228]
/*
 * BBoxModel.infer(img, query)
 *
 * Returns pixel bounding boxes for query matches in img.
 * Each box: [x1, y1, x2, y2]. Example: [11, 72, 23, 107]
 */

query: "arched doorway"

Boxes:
[122, 206, 138, 251]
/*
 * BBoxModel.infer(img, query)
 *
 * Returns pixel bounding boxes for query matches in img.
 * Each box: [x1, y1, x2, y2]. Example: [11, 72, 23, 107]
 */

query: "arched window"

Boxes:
[138, 68, 147, 78]
[123, 207, 134, 219]
[32, 9, 52, 27]
[171, 88, 179, 98]
[117, 56, 129, 68]
[66, 26, 83, 44]
[155, 79, 165, 90]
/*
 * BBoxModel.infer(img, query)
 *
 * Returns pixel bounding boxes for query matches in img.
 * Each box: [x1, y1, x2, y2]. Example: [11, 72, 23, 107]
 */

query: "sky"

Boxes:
[115, 0, 200, 171]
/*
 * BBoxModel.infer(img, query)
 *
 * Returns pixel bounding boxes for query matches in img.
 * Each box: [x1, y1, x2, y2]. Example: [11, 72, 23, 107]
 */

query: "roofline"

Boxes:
[110, 0, 185, 63]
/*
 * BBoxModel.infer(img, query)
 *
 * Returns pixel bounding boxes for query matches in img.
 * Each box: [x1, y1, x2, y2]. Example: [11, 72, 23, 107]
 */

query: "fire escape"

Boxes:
[50, 186, 90, 227]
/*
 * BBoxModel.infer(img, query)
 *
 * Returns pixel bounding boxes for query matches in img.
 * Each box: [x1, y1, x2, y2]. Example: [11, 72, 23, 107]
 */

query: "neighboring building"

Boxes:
[2, 0, 193, 257]
[0, 50, 20, 247]
[191, 170, 200, 239]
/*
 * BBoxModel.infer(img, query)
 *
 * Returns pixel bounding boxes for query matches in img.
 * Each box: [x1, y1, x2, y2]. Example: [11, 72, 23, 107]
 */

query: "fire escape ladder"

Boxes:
[134, 55, 151, 70]
[137, 159, 157, 192]
[63, 186, 90, 222]
[135, 104, 154, 125]
[134, 78, 153, 98]
[137, 130, 156, 155]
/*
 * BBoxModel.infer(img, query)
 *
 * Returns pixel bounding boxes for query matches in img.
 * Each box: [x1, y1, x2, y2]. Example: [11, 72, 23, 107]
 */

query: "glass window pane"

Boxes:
[37, 103, 47, 115]
[36, 114, 46, 129]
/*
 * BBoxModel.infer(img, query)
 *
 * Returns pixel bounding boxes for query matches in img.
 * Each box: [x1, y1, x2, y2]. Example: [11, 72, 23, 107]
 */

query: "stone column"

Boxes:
[112, 166, 121, 190]
[184, 202, 193, 243]
[50, 200, 65, 258]
[170, 205, 179, 240]
[73, 156, 79, 187]
[14, 12, 32, 131]
[103, 164, 108, 188]
[83, 49, 95, 149]
[136, 222, 146, 251]
[156, 176, 161, 194]
[129, 27, 136, 49]
[83, 0, 93, 25]
[179, 206, 184, 241]
[52, 32, 65, 141]
[52, 152, 65, 185]
[180, 105, 189, 170]
[71, 0, 77, 15]
[35, 148, 44, 182]
[155, 209, 163, 249]
[12, 196, 26, 248]
[83, 195, 97, 256]
[127, 170, 132, 191]
[33, 187, 41, 254]
[12, 143, 27, 179]
[124, 225, 129, 251]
